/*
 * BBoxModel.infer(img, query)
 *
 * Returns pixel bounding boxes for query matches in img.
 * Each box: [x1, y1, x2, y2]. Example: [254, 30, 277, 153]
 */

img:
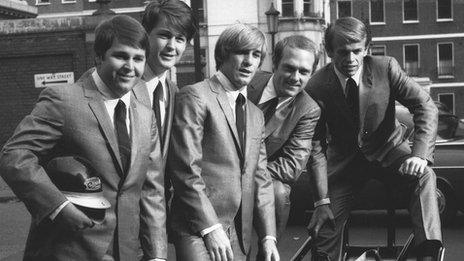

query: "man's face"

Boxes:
[97, 40, 146, 97]
[147, 25, 187, 76]
[328, 35, 368, 77]
[220, 48, 262, 90]
[273, 47, 315, 98]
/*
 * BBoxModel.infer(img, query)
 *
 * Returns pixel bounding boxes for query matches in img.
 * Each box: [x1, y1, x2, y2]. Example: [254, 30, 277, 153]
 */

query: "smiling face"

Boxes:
[273, 47, 315, 98]
[147, 24, 187, 76]
[97, 40, 146, 97]
[328, 35, 368, 77]
[220, 48, 263, 90]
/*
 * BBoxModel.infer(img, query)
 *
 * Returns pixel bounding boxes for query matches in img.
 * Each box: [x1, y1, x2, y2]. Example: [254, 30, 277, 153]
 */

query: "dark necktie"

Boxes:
[235, 93, 246, 155]
[152, 81, 164, 146]
[346, 77, 359, 128]
[259, 97, 279, 124]
[114, 100, 131, 176]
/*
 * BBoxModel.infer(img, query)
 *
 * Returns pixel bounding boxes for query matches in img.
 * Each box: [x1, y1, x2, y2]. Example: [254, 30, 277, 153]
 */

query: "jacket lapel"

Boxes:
[210, 76, 244, 159]
[359, 60, 374, 133]
[265, 99, 294, 138]
[132, 80, 151, 108]
[122, 99, 141, 187]
[83, 76, 125, 178]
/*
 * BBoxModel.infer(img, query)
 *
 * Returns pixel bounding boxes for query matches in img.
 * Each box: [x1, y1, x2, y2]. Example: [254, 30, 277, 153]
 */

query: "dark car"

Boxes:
[289, 102, 464, 226]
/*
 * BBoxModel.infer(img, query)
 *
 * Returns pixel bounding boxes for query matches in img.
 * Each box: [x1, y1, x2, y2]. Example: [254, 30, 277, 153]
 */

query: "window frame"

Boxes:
[369, 0, 386, 25]
[36, 0, 51, 5]
[403, 43, 420, 76]
[403, 0, 419, 23]
[370, 44, 387, 56]
[437, 42, 454, 78]
[62, 0, 77, 3]
[337, 0, 352, 19]
[436, 0, 453, 22]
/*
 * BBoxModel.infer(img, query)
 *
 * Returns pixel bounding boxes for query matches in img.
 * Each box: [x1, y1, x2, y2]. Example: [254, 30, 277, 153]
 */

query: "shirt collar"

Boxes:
[145, 71, 168, 102]
[215, 71, 247, 100]
[259, 75, 277, 104]
[334, 64, 363, 90]
[92, 70, 131, 106]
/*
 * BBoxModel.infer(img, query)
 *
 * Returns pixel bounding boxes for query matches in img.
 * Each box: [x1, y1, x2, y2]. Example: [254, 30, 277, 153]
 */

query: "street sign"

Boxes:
[34, 72, 74, 88]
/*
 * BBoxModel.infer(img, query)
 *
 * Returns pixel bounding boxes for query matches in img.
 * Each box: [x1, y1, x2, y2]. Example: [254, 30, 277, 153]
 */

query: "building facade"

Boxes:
[330, 0, 464, 118]
[0, 0, 327, 146]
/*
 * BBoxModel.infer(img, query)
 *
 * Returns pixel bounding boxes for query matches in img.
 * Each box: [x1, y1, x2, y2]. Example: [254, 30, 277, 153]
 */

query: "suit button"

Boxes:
[363, 130, 368, 135]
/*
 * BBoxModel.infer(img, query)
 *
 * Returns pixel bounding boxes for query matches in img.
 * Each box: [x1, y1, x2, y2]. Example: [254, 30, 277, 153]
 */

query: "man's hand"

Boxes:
[399, 156, 428, 176]
[307, 204, 335, 238]
[203, 227, 233, 261]
[54, 203, 94, 231]
[261, 239, 280, 261]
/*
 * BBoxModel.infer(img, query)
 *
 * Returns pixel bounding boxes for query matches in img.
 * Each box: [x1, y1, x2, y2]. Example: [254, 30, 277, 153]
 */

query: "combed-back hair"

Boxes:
[94, 15, 149, 59]
[324, 16, 371, 54]
[272, 35, 319, 74]
[142, 0, 198, 41]
[214, 23, 267, 71]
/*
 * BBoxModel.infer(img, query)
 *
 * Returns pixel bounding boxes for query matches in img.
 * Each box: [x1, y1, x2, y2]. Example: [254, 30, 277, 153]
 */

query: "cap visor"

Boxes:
[64, 192, 111, 209]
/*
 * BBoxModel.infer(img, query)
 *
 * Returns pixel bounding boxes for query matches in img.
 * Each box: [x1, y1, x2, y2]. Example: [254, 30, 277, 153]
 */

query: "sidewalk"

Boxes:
[0, 177, 16, 202]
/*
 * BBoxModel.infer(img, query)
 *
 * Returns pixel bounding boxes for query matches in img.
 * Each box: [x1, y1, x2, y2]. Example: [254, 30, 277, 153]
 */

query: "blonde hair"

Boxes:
[214, 23, 267, 70]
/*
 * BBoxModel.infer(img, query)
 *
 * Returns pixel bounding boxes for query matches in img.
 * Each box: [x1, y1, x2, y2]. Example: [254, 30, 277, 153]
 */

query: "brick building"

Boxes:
[331, 0, 464, 119]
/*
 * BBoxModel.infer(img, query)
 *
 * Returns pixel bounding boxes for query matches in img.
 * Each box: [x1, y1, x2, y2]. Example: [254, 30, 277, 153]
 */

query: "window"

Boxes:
[438, 93, 455, 114]
[36, 0, 50, 5]
[337, 0, 352, 18]
[62, 0, 76, 3]
[370, 45, 386, 56]
[370, 0, 385, 24]
[303, 0, 313, 17]
[437, 0, 452, 20]
[403, 44, 419, 76]
[403, 0, 418, 22]
[437, 43, 454, 77]
[281, 0, 294, 17]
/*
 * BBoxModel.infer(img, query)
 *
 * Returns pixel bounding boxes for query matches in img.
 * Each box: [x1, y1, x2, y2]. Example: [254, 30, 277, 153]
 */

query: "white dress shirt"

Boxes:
[258, 75, 293, 110]
[145, 71, 168, 128]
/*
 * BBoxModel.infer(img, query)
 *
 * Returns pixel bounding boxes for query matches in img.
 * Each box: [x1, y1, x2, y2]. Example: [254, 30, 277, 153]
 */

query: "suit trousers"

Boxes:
[174, 223, 249, 261]
[273, 179, 292, 239]
[312, 153, 442, 261]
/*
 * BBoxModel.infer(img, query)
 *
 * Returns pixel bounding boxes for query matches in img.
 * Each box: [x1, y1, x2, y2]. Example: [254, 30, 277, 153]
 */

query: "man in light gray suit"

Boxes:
[168, 24, 279, 261]
[0, 15, 167, 261]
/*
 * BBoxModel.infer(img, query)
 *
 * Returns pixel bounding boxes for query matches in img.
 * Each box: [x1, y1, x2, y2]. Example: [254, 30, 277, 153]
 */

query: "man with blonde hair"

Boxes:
[168, 23, 280, 261]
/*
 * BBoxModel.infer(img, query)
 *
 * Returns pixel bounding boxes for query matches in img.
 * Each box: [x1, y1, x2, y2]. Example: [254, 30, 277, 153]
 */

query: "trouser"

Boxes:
[312, 154, 442, 261]
[174, 223, 249, 261]
[273, 179, 292, 239]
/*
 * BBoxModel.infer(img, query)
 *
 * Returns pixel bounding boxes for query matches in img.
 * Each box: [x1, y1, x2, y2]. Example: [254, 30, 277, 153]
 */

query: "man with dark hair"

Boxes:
[168, 23, 279, 261]
[306, 17, 442, 261]
[248, 35, 326, 239]
[0, 15, 167, 261]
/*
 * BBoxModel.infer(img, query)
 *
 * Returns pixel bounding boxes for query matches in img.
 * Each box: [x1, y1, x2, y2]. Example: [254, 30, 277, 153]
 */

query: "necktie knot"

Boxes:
[236, 93, 246, 107]
[153, 81, 164, 102]
[115, 99, 126, 118]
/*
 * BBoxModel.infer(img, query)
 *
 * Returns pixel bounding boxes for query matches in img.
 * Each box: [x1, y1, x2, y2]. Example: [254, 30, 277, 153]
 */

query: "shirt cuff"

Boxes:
[49, 200, 70, 220]
[262, 236, 277, 244]
[200, 224, 223, 237]
[313, 198, 331, 208]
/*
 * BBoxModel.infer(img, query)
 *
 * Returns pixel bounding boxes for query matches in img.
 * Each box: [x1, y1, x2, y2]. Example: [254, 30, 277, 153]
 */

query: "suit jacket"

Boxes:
[132, 77, 178, 166]
[306, 55, 438, 179]
[0, 73, 167, 260]
[248, 71, 322, 183]
[167, 74, 276, 254]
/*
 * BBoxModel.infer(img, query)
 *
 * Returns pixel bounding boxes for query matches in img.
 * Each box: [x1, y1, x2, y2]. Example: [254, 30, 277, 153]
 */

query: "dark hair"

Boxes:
[324, 16, 371, 54]
[94, 15, 150, 59]
[273, 35, 319, 73]
[214, 23, 267, 71]
[142, 0, 198, 41]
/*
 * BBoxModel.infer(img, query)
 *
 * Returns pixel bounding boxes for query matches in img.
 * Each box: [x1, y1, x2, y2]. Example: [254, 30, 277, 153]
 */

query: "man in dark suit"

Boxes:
[306, 17, 442, 261]
[248, 35, 324, 239]
[168, 23, 279, 261]
[0, 15, 167, 261]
